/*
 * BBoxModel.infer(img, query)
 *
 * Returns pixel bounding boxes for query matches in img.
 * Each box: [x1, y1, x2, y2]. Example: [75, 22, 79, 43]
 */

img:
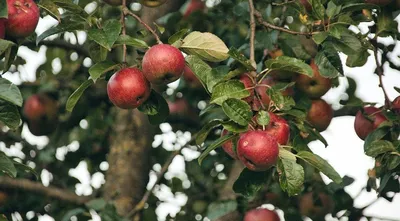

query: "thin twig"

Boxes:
[253, 9, 319, 36]
[248, 0, 256, 69]
[123, 7, 162, 44]
[121, 0, 127, 62]
[272, 0, 296, 6]
[372, 38, 391, 108]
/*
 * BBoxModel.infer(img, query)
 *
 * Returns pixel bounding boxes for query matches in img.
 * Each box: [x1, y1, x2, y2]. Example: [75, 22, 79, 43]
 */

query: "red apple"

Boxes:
[299, 192, 334, 220]
[244, 208, 280, 221]
[239, 74, 255, 103]
[253, 112, 290, 145]
[307, 99, 333, 132]
[182, 65, 202, 88]
[296, 60, 332, 99]
[354, 106, 387, 140]
[253, 77, 294, 110]
[183, 0, 206, 18]
[6, 0, 40, 38]
[107, 67, 151, 109]
[221, 129, 238, 159]
[139, 0, 167, 7]
[0, 192, 8, 206]
[237, 130, 279, 171]
[299, 0, 312, 11]
[168, 98, 190, 115]
[0, 18, 6, 39]
[23, 94, 58, 121]
[392, 96, 400, 114]
[365, 0, 393, 6]
[142, 44, 185, 85]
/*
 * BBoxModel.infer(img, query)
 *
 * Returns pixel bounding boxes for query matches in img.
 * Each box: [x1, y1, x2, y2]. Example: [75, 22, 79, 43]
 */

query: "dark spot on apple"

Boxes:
[136, 95, 143, 102]
[310, 80, 317, 86]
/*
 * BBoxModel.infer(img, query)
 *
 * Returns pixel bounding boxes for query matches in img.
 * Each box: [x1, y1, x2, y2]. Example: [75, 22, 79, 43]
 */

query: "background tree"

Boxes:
[0, 0, 399, 221]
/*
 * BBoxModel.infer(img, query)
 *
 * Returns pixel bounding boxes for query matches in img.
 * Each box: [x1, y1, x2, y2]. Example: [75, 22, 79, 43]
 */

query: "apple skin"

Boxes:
[354, 106, 387, 140]
[299, 0, 312, 11]
[183, 0, 206, 18]
[0, 18, 6, 39]
[142, 44, 185, 85]
[365, 0, 393, 5]
[299, 192, 334, 220]
[254, 112, 290, 145]
[296, 60, 332, 99]
[6, 0, 40, 38]
[221, 129, 238, 159]
[392, 96, 400, 114]
[168, 98, 190, 115]
[23, 94, 58, 121]
[307, 99, 333, 132]
[239, 74, 255, 103]
[182, 65, 202, 88]
[103, 0, 133, 5]
[244, 208, 280, 221]
[253, 77, 294, 110]
[237, 131, 279, 171]
[139, 0, 167, 7]
[107, 67, 151, 109]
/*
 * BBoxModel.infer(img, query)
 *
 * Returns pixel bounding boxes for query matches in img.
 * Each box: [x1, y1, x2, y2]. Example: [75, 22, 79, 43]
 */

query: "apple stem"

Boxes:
[256, 69, 272, 85]
[372, 38, 391, 109]
[247, 0, 257, 70]
[123, 7, 162, 44]
[120, 0, 127, 63]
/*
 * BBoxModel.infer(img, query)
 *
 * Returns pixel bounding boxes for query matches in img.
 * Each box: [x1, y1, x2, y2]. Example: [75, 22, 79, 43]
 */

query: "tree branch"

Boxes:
[0, 176, 91, 205]
[123, 7, 162, 44]
[248, 0, 256, 69]
[23, 40, 90, 57]
[372, 39, 391, 108]
[253, 9, 319, 36]
[121, 0, 128, 63]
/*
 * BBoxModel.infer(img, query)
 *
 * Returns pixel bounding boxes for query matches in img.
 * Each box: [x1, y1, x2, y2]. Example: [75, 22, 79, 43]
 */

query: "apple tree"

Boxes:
[0, 0, 399, 220]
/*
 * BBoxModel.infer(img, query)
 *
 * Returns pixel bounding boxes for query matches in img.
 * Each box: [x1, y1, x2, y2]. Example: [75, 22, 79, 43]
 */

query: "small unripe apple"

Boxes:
[182, 65, 202, 88]
[142, 44, 185, 85]
[354, 106, 387, 140]
[183, 0, 206, 18]
[0, 18, 6, 39]
[307, 99, 333, 132]
[139, 0, 167, 7]
[254, 112, 290, 145]
[244, 208, 280, 221]
[221, 129, 238, 159]
[392, 96, 400, 114]
[365, 0, 393, 6]
[107, 67, 151, 109]
[239, 74, 255, 103]
[299, 0, 312, 11]
[296, 60, 332, 99]
[23, 94, 58, 121]
[237, 131, 279, 171]
[103, 0, 133, 5]
[299, 192, 334, 220]
[6, 0, 40, 38]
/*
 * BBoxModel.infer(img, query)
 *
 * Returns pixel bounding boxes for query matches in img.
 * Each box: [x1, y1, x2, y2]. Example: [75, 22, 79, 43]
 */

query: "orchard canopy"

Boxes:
[0, 0, 400, 221]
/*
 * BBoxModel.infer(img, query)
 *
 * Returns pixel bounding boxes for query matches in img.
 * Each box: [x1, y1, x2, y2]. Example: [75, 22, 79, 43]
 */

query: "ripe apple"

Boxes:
[182, 65, 202, 88]
[354, 106, 387, 140]
[0, 192, 8, 206]
[139, 0, 167, 7]
[221, 129, 238, 159]
[365, 0, 393, 5]
[299, 192, 334, 220]
[392, 96, 400, 114]
[299, 0, 312, 11]
[237, 130, 279, 171]
[239, 74, 255, 103]
[107, 67, 151, 109]
[23, 94, 58, 121]
[306, 99, 333, 132]
[0, 18, 6, 39]
[183, 0, 206, 18]
[103, 0, 133, 5]
[296, 60, 332, 99]
[254, 112, 290, 145]
[253, 77, 294, 110]
[168, 98, 190, 115]
[6, 0, 40, 38]
[244, 208, 280, 221]
[142, 44, 185, 85]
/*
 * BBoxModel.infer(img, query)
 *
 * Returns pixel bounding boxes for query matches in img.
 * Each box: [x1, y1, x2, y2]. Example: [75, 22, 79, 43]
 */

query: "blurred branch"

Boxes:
[218, 161, 244, 200]
[0, 176, 91, 204]
[23, 40, 90, 57]
[333, 106, 359, 117]
[253, 9, 319, 36]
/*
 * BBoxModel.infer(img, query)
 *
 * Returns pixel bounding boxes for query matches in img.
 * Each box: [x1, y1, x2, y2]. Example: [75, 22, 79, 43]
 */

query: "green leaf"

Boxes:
[88, 61, 118, 82]
[279, 147, 297, 161]
[279, 34, 312, 60]
[364, 127, 390, 151]
[99, 204, 123, 221]
[341, 3, 379, 13]
[88, 41, 108, 63]
[85, 198, 107, 211]
[0, 39, 15, 56]
[13, 160, 38, 179]
[185, 55, 212, 92]
[88, 19, 122, 50]
[144, 91, 169, 125]
[61, 208, 85, 221]
[312, 32, 329, 45]
[38, 0, 61, 22]
[222, 99, 252, 126]
[256, 110, 270, 126]
[221, 121, 248, 133]
[0, 152, 17, 178]
[198, 134, 237, 165]
[168, 29, 190, 45]
[268, 89, 295, 111]
[265, 56, 313, 77]
[365, 140, 395, 158]
[314, 43, 343, 78]
[277, 158, 304, 196]
[66, 79, 94, 112]
[376, 9, 398, 37]
[181, 31, 229, 62]
[394, 86, 400, 94]
[233, 169, 270, 198]
[206, 201, 237, 220]
[297, 151, 342, 184]
[0, 100, 20, 129]
[326, 1, 341, 18]
[114, 35, 149, 49]
[0, 78, 23, 107]
[194, 119, 222, 145]
[310, 0, 325, 21]
[0, 214, 8, 221]
[0, 0, 7, 18]
[210, 80, 250, 105]
[36, 22, 85, 44]
[52, 0, 89, 21]
[228, 47, 256, 71]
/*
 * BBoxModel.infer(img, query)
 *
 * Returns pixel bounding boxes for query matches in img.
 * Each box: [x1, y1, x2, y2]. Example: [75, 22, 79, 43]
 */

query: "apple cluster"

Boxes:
[0, 0, 40, 39]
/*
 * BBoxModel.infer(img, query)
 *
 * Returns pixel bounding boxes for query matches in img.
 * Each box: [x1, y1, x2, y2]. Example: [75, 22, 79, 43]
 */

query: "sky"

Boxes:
[1, 2, 400, 221]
